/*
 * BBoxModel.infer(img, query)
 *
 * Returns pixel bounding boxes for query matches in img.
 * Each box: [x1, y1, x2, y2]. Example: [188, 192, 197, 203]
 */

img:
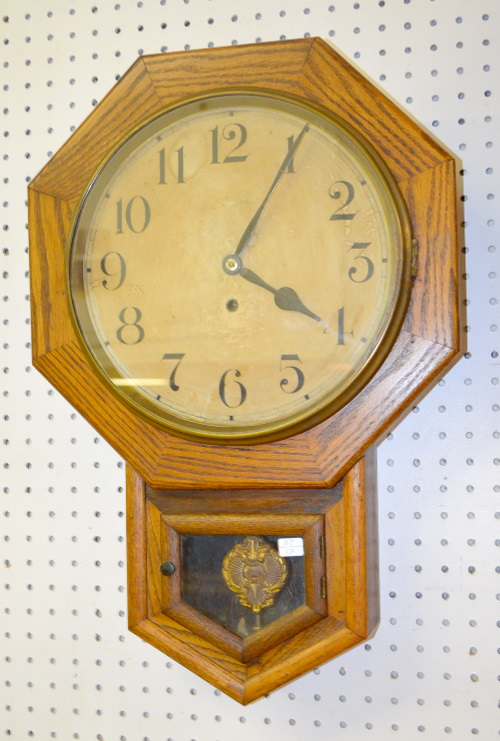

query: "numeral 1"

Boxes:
[286, 134, 296, 173]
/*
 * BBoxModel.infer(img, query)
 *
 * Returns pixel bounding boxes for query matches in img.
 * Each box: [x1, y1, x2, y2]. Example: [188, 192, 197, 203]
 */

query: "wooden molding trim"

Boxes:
[127, 452, 379, 703]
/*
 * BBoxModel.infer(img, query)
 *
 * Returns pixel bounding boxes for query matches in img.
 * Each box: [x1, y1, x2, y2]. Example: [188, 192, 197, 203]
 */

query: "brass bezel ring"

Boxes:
[67, 89, 414, 445]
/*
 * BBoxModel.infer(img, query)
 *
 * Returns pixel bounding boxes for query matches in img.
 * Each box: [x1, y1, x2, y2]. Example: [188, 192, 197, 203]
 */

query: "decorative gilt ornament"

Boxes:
[222, 536, 288, 617]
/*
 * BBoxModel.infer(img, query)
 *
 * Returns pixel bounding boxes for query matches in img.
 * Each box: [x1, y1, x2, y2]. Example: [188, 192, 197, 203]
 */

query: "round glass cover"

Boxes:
[69, 92, 412, 443]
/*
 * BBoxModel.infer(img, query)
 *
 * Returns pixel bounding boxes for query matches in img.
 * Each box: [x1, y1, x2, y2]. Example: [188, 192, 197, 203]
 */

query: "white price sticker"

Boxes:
[278, 537, 304, 558]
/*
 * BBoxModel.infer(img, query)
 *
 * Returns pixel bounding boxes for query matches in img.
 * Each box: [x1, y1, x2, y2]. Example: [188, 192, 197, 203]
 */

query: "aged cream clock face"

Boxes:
[69, 92, 412, 443]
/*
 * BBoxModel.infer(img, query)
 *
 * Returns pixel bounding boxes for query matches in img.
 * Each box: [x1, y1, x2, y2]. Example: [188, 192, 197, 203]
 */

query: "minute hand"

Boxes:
[234, 123, 309, 257]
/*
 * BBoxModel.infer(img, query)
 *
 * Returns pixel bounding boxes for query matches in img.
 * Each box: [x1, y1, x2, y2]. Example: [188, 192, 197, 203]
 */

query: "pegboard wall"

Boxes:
[1, 1, 498, 739]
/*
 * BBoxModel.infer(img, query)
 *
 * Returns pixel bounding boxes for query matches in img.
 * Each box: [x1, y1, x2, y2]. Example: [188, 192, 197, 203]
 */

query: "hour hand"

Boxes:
[239, 266, 322, 323]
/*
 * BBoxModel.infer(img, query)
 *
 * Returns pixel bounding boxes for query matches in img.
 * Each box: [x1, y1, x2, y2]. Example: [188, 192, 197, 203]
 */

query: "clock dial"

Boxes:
[69, 92, 412, 443]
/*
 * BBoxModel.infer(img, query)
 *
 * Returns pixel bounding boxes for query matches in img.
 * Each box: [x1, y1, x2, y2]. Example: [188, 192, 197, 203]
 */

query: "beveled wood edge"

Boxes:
[130, 616, 248, 703]
[323, 452, 379, 634]
[33, 342, 168, 474]
[310, 39, 459, 168]
[143, 37, 313, 100]
[142, 37, 448, 182]
[401, 158, 462, 351]
[363, 449, 380, 638]
[344, 448, 379, 637]
[145, 498, 164, 616]
[126, 467, 148, 627]
[27, 40, 314, 202]
[154, 510, 326, 660]
[324, 483, 346, 622]
[28, 189, 77, 360]
[312, 333, 462, 487]
[160, 512, 322, 533]
[129, 614, 364, 705]
[300, 39, 451, 179]
[146, 483, 343, 512]
[240, 604, 324, 664]
[29, 42, 461, 490]
[244, 616, 361, 702]
[156, 602, 324, 665]
[29, 56, 162, 201]
[155, 601, 242, 661]
[303, 517, 328, 615]
[29, 38, 454, 203]
[158, 519, 181, 613]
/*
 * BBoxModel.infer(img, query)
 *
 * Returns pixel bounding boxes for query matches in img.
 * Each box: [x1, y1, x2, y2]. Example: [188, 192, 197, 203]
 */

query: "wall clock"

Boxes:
[29, 38, 461, 703]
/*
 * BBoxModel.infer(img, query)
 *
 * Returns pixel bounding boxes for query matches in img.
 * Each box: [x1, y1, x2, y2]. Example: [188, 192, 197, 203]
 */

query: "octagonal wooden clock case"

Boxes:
[28, 38, 461, 704]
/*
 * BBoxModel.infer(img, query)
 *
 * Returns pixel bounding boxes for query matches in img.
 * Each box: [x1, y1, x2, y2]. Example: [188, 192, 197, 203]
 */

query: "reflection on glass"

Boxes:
[181, 534, 305, 637]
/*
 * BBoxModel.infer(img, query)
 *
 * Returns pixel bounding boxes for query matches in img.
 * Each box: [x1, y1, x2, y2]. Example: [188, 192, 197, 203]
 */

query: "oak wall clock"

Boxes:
[29, 38, 461, 703]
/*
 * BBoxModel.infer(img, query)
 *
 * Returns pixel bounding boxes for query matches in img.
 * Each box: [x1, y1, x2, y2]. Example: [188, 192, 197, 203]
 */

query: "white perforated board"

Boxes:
[1, 1, 498, 739]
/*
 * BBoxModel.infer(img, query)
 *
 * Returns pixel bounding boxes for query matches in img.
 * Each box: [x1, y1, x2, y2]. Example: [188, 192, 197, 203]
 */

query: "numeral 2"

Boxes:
[329, 180, 356, 221]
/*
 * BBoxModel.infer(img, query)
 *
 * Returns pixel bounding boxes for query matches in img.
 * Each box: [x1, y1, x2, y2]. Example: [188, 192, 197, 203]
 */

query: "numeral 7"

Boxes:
[162, 353, 185, 391]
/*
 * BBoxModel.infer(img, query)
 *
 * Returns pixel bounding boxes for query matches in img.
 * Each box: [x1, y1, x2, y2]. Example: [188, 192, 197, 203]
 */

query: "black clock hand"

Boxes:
[239, 266, 322, 323]
[234, 123, 309, 257]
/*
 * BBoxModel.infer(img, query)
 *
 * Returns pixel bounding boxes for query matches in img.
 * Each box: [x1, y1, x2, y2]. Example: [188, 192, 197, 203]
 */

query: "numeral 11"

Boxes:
[158, 147, 185, 184]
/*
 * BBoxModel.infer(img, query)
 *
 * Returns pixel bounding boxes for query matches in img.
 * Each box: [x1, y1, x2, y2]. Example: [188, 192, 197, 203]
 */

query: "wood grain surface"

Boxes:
[29, 38, 461, 489]
[127, 454, 379, 702]
[30, 38, 461, 701]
